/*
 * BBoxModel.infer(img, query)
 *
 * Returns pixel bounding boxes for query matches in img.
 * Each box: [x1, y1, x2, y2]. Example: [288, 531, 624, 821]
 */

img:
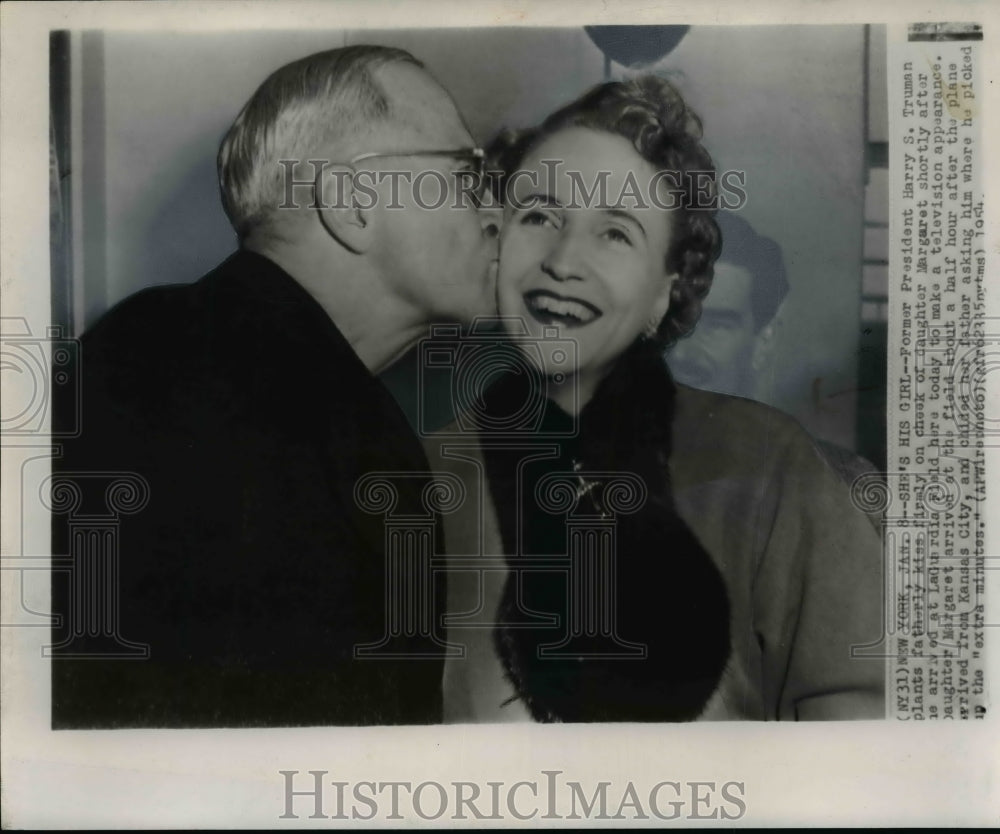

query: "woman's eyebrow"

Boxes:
[603, 208, 648, 239]
[513, 191, 563, 209]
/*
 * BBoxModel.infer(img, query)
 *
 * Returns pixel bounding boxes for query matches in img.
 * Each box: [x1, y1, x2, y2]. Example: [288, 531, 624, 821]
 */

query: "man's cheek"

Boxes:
[719, 333, 753, 364]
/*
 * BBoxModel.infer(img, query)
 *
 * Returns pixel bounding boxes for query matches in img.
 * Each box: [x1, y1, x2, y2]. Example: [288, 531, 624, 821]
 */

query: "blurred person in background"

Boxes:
[666, 210, 787, 402]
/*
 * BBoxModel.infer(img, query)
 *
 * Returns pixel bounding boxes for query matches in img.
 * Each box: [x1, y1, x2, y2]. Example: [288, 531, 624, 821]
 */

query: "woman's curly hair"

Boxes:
[486, 75, 722, 345]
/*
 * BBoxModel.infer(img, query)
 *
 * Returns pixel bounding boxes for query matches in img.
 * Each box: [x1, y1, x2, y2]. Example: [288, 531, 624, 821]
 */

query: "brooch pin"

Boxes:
[571, 458, 611, 518]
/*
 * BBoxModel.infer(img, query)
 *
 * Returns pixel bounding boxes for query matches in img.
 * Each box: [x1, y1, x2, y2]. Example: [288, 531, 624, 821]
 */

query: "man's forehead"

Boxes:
[377, 62, 472, 146]
[704, 261, 754, 312]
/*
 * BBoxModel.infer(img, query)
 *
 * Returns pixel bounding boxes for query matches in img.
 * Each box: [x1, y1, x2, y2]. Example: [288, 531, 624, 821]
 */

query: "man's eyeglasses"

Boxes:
[348, 147, 485, 177]
[346, 147, 488, 206]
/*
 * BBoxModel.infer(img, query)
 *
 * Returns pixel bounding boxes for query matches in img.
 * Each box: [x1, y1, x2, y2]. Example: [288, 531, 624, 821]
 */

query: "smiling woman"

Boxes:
[488, 76, 721, 349]
[423, 75, 885, 723]
[497, 126, 681, 411]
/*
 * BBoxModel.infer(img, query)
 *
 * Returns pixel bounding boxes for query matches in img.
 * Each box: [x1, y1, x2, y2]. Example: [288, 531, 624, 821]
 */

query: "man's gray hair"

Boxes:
[217, 45, 423, 239]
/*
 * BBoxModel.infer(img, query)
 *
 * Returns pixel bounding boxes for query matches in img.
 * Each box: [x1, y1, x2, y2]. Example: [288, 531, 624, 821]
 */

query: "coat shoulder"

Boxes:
[672, 384, 819, 482]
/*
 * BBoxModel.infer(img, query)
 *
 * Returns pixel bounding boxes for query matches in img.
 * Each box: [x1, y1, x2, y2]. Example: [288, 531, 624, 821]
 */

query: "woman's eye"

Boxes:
[520, 210, 555, 227]
[603, 227, 633, 246]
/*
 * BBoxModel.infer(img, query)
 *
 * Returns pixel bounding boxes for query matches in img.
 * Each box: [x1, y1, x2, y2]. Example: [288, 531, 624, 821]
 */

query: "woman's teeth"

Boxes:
[526, 293, 599, 325]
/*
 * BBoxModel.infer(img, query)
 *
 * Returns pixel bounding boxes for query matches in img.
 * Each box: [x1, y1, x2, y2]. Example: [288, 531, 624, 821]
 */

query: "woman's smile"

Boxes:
[523, 289, 602, 327]
[497, 126, 676, 402]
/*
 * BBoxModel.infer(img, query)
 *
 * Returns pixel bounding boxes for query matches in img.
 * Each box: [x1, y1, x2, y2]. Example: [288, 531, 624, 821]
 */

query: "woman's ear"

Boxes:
[652, 273, 676, 322]
[642, 275, 675, 339]
[316, 166, 375, 254]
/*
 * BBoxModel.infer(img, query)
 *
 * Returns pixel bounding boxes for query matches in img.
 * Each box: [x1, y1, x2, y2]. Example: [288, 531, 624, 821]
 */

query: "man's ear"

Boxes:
[479, 204, 504, 241]
[751, 307, 784, 374]
[316, 166, 375, 254]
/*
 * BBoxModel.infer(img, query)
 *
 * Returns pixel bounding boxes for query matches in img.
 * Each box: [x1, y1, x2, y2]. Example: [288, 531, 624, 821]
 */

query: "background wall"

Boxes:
[651, 26, 867, 449]
[67, 25, 877, 452]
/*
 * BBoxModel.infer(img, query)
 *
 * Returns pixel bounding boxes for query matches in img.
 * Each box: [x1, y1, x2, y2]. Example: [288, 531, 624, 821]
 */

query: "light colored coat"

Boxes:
[423, 384, 886, 722]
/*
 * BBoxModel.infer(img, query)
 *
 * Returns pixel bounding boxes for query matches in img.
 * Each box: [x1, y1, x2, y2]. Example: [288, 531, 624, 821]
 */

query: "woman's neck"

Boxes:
[545, 369, 602, 416]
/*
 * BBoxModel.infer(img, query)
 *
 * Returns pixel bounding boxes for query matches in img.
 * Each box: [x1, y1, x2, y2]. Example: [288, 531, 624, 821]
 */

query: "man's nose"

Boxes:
[541, 231, 586, 282]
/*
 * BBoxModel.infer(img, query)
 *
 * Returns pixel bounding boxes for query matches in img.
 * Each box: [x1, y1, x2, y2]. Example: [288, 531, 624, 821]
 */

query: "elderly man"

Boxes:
[51, 46, 498, 727]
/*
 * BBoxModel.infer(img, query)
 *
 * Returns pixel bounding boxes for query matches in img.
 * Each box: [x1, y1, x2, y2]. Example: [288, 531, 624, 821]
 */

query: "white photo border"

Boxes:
[2, 0, 998, 827]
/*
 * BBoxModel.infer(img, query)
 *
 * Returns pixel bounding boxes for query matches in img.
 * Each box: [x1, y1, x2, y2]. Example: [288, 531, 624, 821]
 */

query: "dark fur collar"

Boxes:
[479, 341, 731, 722]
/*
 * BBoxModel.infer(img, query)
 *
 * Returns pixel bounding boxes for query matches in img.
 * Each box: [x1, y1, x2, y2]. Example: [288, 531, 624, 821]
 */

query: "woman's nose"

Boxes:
[541, 231, 586, 282]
